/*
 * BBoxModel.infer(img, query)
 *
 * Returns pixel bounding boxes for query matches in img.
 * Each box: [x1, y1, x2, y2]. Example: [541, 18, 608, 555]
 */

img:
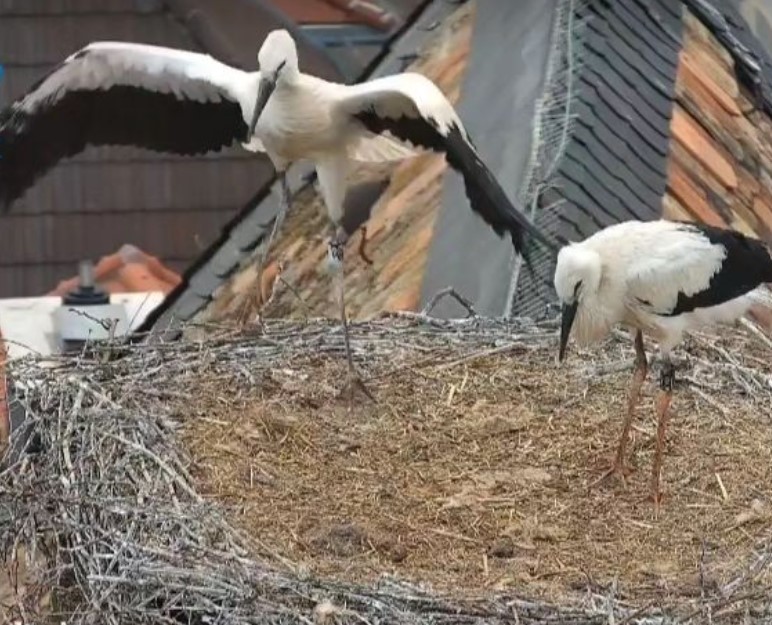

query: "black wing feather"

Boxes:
[353, 109, 558, 258]
[1, 82, 248, 211]
[666, 222, 772, 315]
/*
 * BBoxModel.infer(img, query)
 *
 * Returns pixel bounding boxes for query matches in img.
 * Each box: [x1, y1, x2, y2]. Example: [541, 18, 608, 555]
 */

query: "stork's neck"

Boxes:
[278, 65, 302, 88]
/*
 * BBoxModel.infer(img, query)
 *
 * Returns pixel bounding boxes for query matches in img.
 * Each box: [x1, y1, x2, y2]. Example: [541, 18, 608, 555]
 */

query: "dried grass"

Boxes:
[2, 313, 772, 624]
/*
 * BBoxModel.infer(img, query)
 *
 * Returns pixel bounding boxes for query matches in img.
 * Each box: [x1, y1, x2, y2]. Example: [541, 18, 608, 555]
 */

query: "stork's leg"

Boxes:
[329, 227, 374, 405]
[358, 225, 374, 266]
[593, 330, 647, 487]
[651, 355, 675, 513]
[263, 171, 292, 265]
[238, 172, 291, 327]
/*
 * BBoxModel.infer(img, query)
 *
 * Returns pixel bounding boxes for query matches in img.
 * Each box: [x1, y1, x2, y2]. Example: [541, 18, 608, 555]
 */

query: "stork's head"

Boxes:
[249, 29, 299, 135]
[258, 29, 299, 80]
[553, 245, 602, 362]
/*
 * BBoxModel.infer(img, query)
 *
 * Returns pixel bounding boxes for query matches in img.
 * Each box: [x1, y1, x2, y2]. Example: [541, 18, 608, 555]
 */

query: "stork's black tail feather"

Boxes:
[442, 123, 559, 265]
[351, 109, 558, 261]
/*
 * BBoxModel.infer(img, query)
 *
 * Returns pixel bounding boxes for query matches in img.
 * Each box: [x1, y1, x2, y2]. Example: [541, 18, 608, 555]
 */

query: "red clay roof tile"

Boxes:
[671, 107, 738, 190]
[48, 245, 181, 297]
[679, 50, 742, 117]
[667, 160, 728, 228]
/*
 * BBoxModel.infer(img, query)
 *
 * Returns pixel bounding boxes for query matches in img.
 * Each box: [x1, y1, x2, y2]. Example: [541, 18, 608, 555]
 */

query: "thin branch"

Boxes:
[421, 286, 479, 318]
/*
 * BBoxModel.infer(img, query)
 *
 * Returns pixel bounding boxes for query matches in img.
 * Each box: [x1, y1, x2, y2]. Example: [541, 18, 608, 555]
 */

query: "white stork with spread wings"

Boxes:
[0, 29, 555, 390]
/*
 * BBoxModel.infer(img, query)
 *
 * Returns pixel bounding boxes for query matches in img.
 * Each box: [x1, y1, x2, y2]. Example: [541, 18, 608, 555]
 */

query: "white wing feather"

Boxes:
[16, 42, 265, 152]
[347, 131, 417, 163]
[341, 73, 463, 131]
[337, 72, 468, 157]
[587, 221, 726, 314]
[20, 42, 253, 108]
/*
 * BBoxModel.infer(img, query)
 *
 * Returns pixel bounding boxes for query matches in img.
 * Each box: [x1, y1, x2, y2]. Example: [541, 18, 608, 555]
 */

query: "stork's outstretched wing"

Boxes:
[338, 73, 557, 256]
[0, 42, 261, 210]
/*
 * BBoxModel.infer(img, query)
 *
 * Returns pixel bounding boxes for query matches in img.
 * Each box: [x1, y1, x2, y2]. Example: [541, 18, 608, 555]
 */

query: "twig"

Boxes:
[421, 286, 479, 318]
[357, 226, 374, 266]
[68, 307, 118, 335]
[276, 274, 311, 318]
[740, 318, 772, 351]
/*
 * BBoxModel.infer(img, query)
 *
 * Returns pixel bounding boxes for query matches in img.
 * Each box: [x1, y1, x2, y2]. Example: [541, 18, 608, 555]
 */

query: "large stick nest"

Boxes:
[1, 313, 772, 624]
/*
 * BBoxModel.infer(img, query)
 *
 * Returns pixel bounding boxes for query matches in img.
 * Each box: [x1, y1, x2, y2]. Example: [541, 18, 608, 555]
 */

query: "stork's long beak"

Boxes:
[558, 301, 578, 362]
[249, 77, 276, 137]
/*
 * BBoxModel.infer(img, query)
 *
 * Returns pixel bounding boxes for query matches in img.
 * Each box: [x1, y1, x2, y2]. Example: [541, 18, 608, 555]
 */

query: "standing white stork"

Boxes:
[554, 219, 772, 509]
[0, 30, 556, 387]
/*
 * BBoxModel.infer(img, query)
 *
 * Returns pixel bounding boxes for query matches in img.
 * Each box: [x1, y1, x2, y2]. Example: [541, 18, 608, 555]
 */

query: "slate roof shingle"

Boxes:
[510, 0, 683, 318]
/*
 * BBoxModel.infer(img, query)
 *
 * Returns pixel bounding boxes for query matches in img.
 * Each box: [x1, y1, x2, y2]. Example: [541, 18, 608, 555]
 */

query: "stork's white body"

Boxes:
[555, 219, 772, 357]
[251, 75, 340, 163]
[249, 74, 418, 162]
[247, 72, 421, 225]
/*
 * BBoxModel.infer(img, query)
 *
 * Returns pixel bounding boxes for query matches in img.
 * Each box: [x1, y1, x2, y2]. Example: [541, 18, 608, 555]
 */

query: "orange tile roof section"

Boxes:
[663, 10, 772, 332]
[49, 245, 182, 296]
[663, 11, 772, 239]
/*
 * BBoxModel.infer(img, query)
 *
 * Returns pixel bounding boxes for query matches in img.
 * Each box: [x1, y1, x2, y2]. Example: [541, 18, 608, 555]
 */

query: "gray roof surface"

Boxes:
[419, 0, 558, 319]
[509, 0, 683, 320]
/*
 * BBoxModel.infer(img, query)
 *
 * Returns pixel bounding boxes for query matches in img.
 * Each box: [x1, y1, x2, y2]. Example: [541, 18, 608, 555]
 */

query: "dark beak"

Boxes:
[558, 301, 578, 362]
[249, 77, 276, 136]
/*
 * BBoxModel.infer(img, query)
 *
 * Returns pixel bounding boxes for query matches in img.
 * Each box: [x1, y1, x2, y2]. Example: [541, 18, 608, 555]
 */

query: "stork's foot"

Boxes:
[358, 226, 374, 266]
[591, 457, 634, 489]
[327, 229, 348, 271]
[659, 361, 676, 391]
[648, 487, 667, 518]
[337, 369, 376, 407]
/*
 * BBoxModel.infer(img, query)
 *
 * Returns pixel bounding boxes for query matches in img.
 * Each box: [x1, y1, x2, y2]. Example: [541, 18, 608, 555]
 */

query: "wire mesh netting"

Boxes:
[507, 0, 589, 319]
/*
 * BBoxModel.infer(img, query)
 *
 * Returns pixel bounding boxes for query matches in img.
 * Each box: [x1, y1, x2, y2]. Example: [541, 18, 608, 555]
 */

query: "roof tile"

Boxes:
[667, 6, 772, 248]
[753, 195, 772, 238]
[670, 106, 738, 189]
[662, 192, 695, 222]
[725, 199, 760, 236]
[679, 50, 742, 116]
[667, 159, 728, 227]
[48, 244, 181, 296]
